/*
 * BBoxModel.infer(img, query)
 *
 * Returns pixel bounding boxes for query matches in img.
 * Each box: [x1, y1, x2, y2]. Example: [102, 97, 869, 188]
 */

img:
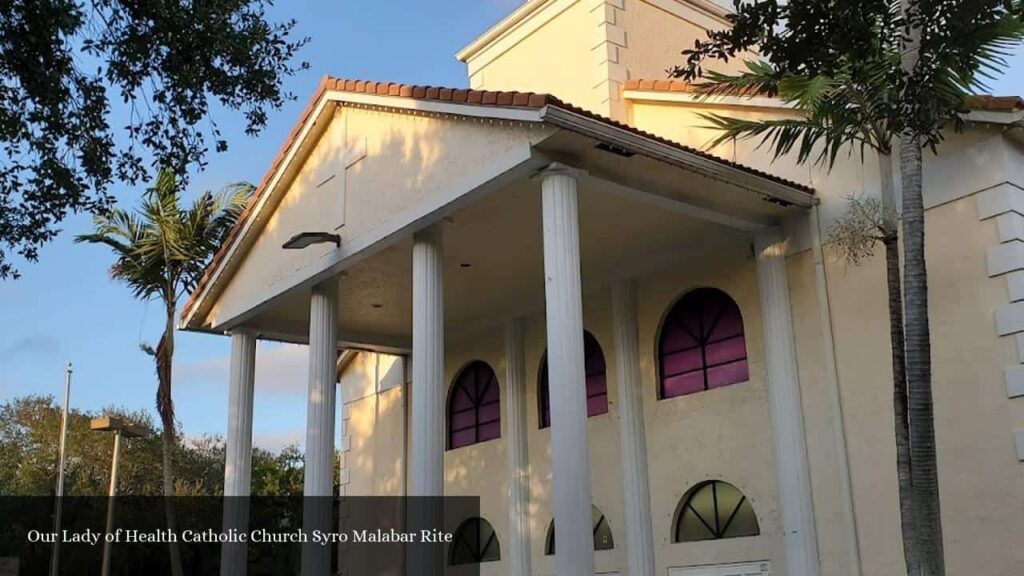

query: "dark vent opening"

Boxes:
[595, 142, 636, 157]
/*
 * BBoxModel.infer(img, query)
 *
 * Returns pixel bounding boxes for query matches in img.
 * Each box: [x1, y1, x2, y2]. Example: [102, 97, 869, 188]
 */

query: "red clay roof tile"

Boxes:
[626, 79, 1024, 112]
[966, 95, 1024, 112]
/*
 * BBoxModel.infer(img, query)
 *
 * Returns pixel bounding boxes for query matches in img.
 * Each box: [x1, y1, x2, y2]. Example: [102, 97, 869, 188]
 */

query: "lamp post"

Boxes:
[49, 363, 72, 576]
[91, 417, 144, 576]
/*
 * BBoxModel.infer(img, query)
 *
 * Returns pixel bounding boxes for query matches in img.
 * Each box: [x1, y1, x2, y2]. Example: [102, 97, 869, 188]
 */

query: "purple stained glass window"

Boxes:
[539, 331, 609, 429]
[659, 288, 749, 399]
[448, 361, 501, 449]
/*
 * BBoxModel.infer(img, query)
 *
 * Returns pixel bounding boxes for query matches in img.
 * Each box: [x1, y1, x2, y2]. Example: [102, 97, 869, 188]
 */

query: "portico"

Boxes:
[180, 77, 821, 576]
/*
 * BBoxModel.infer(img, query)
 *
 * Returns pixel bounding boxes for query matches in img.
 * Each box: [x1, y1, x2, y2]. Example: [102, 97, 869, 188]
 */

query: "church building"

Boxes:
[180, 1, 1024, 575]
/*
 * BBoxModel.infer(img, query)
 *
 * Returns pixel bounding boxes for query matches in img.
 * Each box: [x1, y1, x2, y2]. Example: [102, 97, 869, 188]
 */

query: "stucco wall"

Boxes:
[465, 0, 606, 115]
[463, 0, 740, 122]
[625, 98, 1016, 235]
[339, 190, 1024, 576]
[615, 0, 739, 82]
[822, 194, 1024, 576]
[342, 242, 797, 575]
[340, 352, 407, 497]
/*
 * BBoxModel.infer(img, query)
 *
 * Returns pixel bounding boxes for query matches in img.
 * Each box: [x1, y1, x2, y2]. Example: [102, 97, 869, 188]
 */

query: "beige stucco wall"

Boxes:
[207, 106, 552, 329]
[339, 188, 1024, 576]
[621, 87, 1024, 575]
[822, 194, 1024, 576]
[614, 0, 739, 82]
[340, 352, 407, 496]
[342, 242, 796, 575]
[626, 97, 1017, 234]
[465, 0, 605, 115]
[462, 0, 737, 121]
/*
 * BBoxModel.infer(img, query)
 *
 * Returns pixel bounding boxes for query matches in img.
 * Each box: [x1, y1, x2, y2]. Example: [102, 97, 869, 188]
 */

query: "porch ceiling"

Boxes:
[244, 169, 761, 351]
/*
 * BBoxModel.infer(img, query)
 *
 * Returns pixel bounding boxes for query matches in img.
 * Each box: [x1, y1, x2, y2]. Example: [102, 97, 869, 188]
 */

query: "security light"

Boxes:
[90, 417, 144, 438]
[282, 232, 341, 250]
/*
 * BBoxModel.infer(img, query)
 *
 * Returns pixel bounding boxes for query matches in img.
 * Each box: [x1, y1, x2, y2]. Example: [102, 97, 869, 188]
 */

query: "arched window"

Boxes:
[447, 361, 501, 450]
[544, 505, 614, 555]
[673, 480, 760, 542]
[450, 517, 501, 565]
[658, 288, 749, 399]
[538, 331, 608, 429]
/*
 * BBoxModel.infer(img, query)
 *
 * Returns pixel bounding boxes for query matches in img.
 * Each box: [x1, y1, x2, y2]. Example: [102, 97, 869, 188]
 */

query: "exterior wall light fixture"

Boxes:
[282, 232, 341, 249]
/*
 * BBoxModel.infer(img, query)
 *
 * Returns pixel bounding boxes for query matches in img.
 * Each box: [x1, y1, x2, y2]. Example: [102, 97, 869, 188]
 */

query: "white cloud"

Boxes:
[177, 342, 308, 396]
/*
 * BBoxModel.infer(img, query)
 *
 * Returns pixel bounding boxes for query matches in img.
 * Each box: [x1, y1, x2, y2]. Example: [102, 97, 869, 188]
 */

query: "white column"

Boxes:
[755, 228, 821, 576]
[541, 164, 595, 576]
[221, 329, 256, 576]
[302, 283, 338, 576]
[408, 225, 445, 576]
[612, 281, 656, 576]
[410, 224, 445, 496]
[224, 330, 257, 496]
[505, 319, 532, 576]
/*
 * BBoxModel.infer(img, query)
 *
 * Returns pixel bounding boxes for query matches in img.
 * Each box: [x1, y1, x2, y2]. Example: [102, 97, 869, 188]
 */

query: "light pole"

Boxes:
[49, 362, 72, 576]
[91, 417, 144, 576]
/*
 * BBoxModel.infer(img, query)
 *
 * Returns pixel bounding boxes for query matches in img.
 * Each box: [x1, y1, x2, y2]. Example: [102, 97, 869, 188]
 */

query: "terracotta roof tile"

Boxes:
[181, 75, 815, 325]
[966, 95, 1024, 112]
[626, 79, 1024, 112]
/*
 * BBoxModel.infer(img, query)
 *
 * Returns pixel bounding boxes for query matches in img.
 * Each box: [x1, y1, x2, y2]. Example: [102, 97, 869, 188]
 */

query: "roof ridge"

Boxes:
[320, 75, 564, 109]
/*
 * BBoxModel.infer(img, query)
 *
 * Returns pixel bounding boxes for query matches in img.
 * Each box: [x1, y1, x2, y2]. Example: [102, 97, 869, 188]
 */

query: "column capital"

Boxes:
[413, 221, 445, 245]
[535, 162, 587, 180]
[754, 226, 788, 256]
[311, 278, 339, 299]
[227, 327, 257, 338]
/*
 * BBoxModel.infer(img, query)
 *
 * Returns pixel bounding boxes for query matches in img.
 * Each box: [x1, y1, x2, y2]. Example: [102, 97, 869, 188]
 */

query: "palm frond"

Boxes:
[700, 109, 868, 168]
[76, 168, 253, 306]
[694, 60, 784, 98]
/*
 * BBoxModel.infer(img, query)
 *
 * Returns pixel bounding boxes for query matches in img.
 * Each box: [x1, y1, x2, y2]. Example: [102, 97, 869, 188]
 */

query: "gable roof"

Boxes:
[180, 75, 816, 329]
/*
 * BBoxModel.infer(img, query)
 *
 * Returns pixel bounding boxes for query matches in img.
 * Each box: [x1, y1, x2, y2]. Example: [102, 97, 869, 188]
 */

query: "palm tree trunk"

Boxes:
[880, 153, 919, 575]
[884, 234, 918, 575]
[899, 1, 944, 573]
[900, 133, 944, 576]
[158, 307, 185, 576]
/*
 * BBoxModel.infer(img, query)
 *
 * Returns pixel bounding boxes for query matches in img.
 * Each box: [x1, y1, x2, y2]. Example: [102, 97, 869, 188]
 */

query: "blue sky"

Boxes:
[1, 0, 1022, 452]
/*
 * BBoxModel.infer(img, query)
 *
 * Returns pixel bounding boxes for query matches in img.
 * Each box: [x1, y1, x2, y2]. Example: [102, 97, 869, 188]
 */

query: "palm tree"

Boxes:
[76, 169, 251, 576]
[692, 55, 920, 573]
[674, 3, 1024, 573]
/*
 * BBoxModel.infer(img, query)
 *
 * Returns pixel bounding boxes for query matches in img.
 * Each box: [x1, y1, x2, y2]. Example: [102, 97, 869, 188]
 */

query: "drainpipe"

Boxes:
[809, 205, 863, 576]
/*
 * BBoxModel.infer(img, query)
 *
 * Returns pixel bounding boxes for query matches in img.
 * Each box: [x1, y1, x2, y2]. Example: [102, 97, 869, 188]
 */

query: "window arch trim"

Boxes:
[449, 516, 501, 565]
[672, 480, 760, 543]
[656, 287, 749, 400]
[446, 360, 501, 450]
